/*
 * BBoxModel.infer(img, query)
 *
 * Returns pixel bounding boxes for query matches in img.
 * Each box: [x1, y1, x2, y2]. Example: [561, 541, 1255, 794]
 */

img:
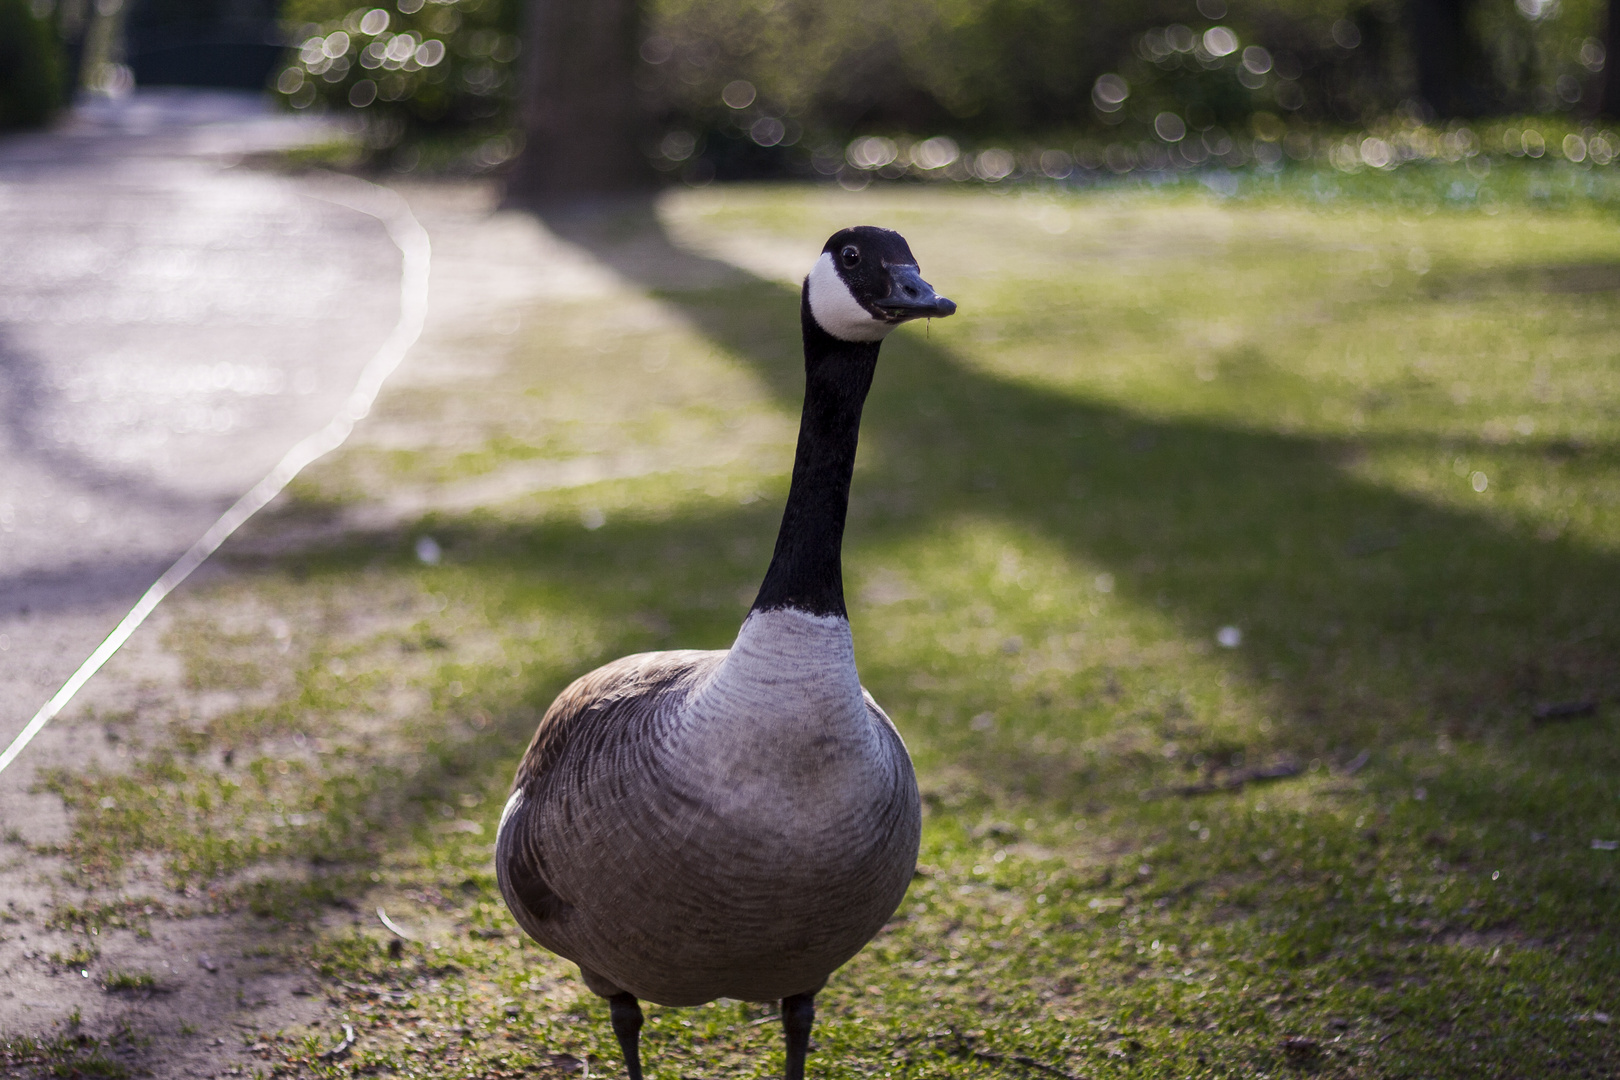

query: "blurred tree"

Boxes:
[506, 0, 653, 196]
[1601, 0, 1620, 114]
[125, 0, 284, 89]
[0, 0, 64, 128]
[1408, 0, 1487, 115]
[1465, 0, 1605, 115]
[45, 0, 94, 94]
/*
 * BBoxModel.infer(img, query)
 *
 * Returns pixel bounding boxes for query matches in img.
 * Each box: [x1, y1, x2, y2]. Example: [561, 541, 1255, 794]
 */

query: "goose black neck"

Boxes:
[750, 296, 881, 619]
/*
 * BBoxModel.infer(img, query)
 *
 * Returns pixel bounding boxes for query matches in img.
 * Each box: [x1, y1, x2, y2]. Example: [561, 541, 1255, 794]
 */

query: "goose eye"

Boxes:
[840, 246, 860, 268]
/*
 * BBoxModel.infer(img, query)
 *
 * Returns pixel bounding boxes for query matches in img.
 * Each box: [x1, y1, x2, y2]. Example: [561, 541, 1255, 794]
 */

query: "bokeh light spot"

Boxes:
[416, 39, 445, 66]
[1155, 112, 1186, 143]
[1203, 26, 1239, 56]
[639, 36, 673, 64]
[1039, 149, 1073, 178]
[749, 116, 786, 147]
[847, 136, 898, 170]
[974, 149, 1015, 181]
[910, 136, 959, 170]
[1092, 73, 1129, 112]
[1360, 137, 1392, 168]
[660, 131, 697, 162]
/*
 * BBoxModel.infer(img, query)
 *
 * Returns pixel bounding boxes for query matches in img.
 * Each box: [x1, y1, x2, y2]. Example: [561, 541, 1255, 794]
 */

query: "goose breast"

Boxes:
[497, 641, 920, 1006]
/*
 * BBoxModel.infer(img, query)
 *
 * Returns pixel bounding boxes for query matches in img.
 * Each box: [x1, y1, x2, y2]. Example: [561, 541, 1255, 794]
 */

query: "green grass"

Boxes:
[99, 970, 157, 994]
[1, 1015, 133, 1078]
[27, 166, 1620, 1077]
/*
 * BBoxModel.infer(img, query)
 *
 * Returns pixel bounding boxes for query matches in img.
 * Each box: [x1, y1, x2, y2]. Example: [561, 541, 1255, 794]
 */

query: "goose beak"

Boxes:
[876, 264, 957, 323]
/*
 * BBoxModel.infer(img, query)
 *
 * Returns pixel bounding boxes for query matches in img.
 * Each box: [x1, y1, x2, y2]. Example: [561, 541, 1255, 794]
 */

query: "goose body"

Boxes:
[497, 226, 956, 1078]
[497, 611, 916, 1006]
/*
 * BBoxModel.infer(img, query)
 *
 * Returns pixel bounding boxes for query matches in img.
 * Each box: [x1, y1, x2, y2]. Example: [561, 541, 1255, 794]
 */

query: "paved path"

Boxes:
[0, 94, 648, 1071]
[0, 91, 402, 768]
[0, 90, 409, 1072]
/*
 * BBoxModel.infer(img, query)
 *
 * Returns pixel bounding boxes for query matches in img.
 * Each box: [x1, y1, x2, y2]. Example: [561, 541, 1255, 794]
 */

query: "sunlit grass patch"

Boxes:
[317, 287, 800, 500]
[28, 176, 1620, 1077]
[46, 943, 100, 970]
[100, 969, 157, 993]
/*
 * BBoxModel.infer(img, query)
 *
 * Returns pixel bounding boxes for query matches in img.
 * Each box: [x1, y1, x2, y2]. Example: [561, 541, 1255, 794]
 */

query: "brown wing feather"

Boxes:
[511, 651, 713, 793]
[498, 650, 723, 939]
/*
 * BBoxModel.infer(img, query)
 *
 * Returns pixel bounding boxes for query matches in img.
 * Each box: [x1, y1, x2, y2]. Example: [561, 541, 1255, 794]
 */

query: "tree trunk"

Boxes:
[1407, 0, 1483, 117]
[1601, 0, 1620, 117]
[507, 0, 652, 200]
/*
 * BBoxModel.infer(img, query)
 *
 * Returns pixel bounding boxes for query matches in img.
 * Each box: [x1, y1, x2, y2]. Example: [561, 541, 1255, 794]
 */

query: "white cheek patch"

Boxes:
[805, 252, 894, 343]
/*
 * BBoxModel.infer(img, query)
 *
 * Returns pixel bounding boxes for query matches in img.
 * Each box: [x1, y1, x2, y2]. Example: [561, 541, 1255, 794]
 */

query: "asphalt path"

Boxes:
[0, 92, 681, 1069]
[0, 90, 404, 769]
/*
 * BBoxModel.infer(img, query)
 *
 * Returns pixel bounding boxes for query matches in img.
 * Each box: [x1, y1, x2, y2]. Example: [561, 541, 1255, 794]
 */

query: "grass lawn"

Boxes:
[18, 169, 1620, 1078]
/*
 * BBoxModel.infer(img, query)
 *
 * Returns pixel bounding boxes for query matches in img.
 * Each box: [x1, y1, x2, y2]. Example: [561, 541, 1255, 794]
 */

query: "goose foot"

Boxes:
[609, 992, 644, 1080]
[781, 992, 816, 1080]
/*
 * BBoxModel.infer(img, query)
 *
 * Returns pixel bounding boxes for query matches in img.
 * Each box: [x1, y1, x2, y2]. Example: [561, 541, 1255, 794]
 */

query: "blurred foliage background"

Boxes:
[4, 0, 1619, 176]
[275, 0, 521, 166]
[266, 0, 1618, 176]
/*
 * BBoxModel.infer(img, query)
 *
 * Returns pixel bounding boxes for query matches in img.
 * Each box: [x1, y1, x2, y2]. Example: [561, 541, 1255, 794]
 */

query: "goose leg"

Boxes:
[609, 992, 645, 1080]
[781, 992, 816, 1080]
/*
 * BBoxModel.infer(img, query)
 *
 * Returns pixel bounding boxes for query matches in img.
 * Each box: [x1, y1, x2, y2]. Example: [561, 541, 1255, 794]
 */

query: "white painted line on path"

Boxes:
[0, 174, 431, 779]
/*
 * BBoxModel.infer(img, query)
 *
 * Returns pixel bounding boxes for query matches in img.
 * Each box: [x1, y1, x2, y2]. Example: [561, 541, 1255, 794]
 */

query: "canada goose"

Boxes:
[497, 226, 956, 1080]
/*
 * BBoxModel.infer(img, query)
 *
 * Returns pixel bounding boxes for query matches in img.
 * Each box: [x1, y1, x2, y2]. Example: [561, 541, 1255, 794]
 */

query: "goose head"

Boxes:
[804, 226, 956, 343]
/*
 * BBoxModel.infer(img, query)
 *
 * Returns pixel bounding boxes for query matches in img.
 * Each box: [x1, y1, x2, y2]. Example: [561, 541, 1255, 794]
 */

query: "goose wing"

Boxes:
[496, 650, 723, 940]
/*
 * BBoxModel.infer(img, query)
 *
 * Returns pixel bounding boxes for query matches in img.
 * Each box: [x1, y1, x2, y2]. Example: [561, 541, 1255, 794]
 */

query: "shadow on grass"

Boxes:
[19, 190, 1587, 1080]
[57, 188, 1603, 1080]
[524, 195, 1620, 748]
[227, 191, 1620, 856]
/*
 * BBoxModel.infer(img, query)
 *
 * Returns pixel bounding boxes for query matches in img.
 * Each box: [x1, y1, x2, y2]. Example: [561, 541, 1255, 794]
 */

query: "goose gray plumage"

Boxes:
[496, 226, 957, 1080]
